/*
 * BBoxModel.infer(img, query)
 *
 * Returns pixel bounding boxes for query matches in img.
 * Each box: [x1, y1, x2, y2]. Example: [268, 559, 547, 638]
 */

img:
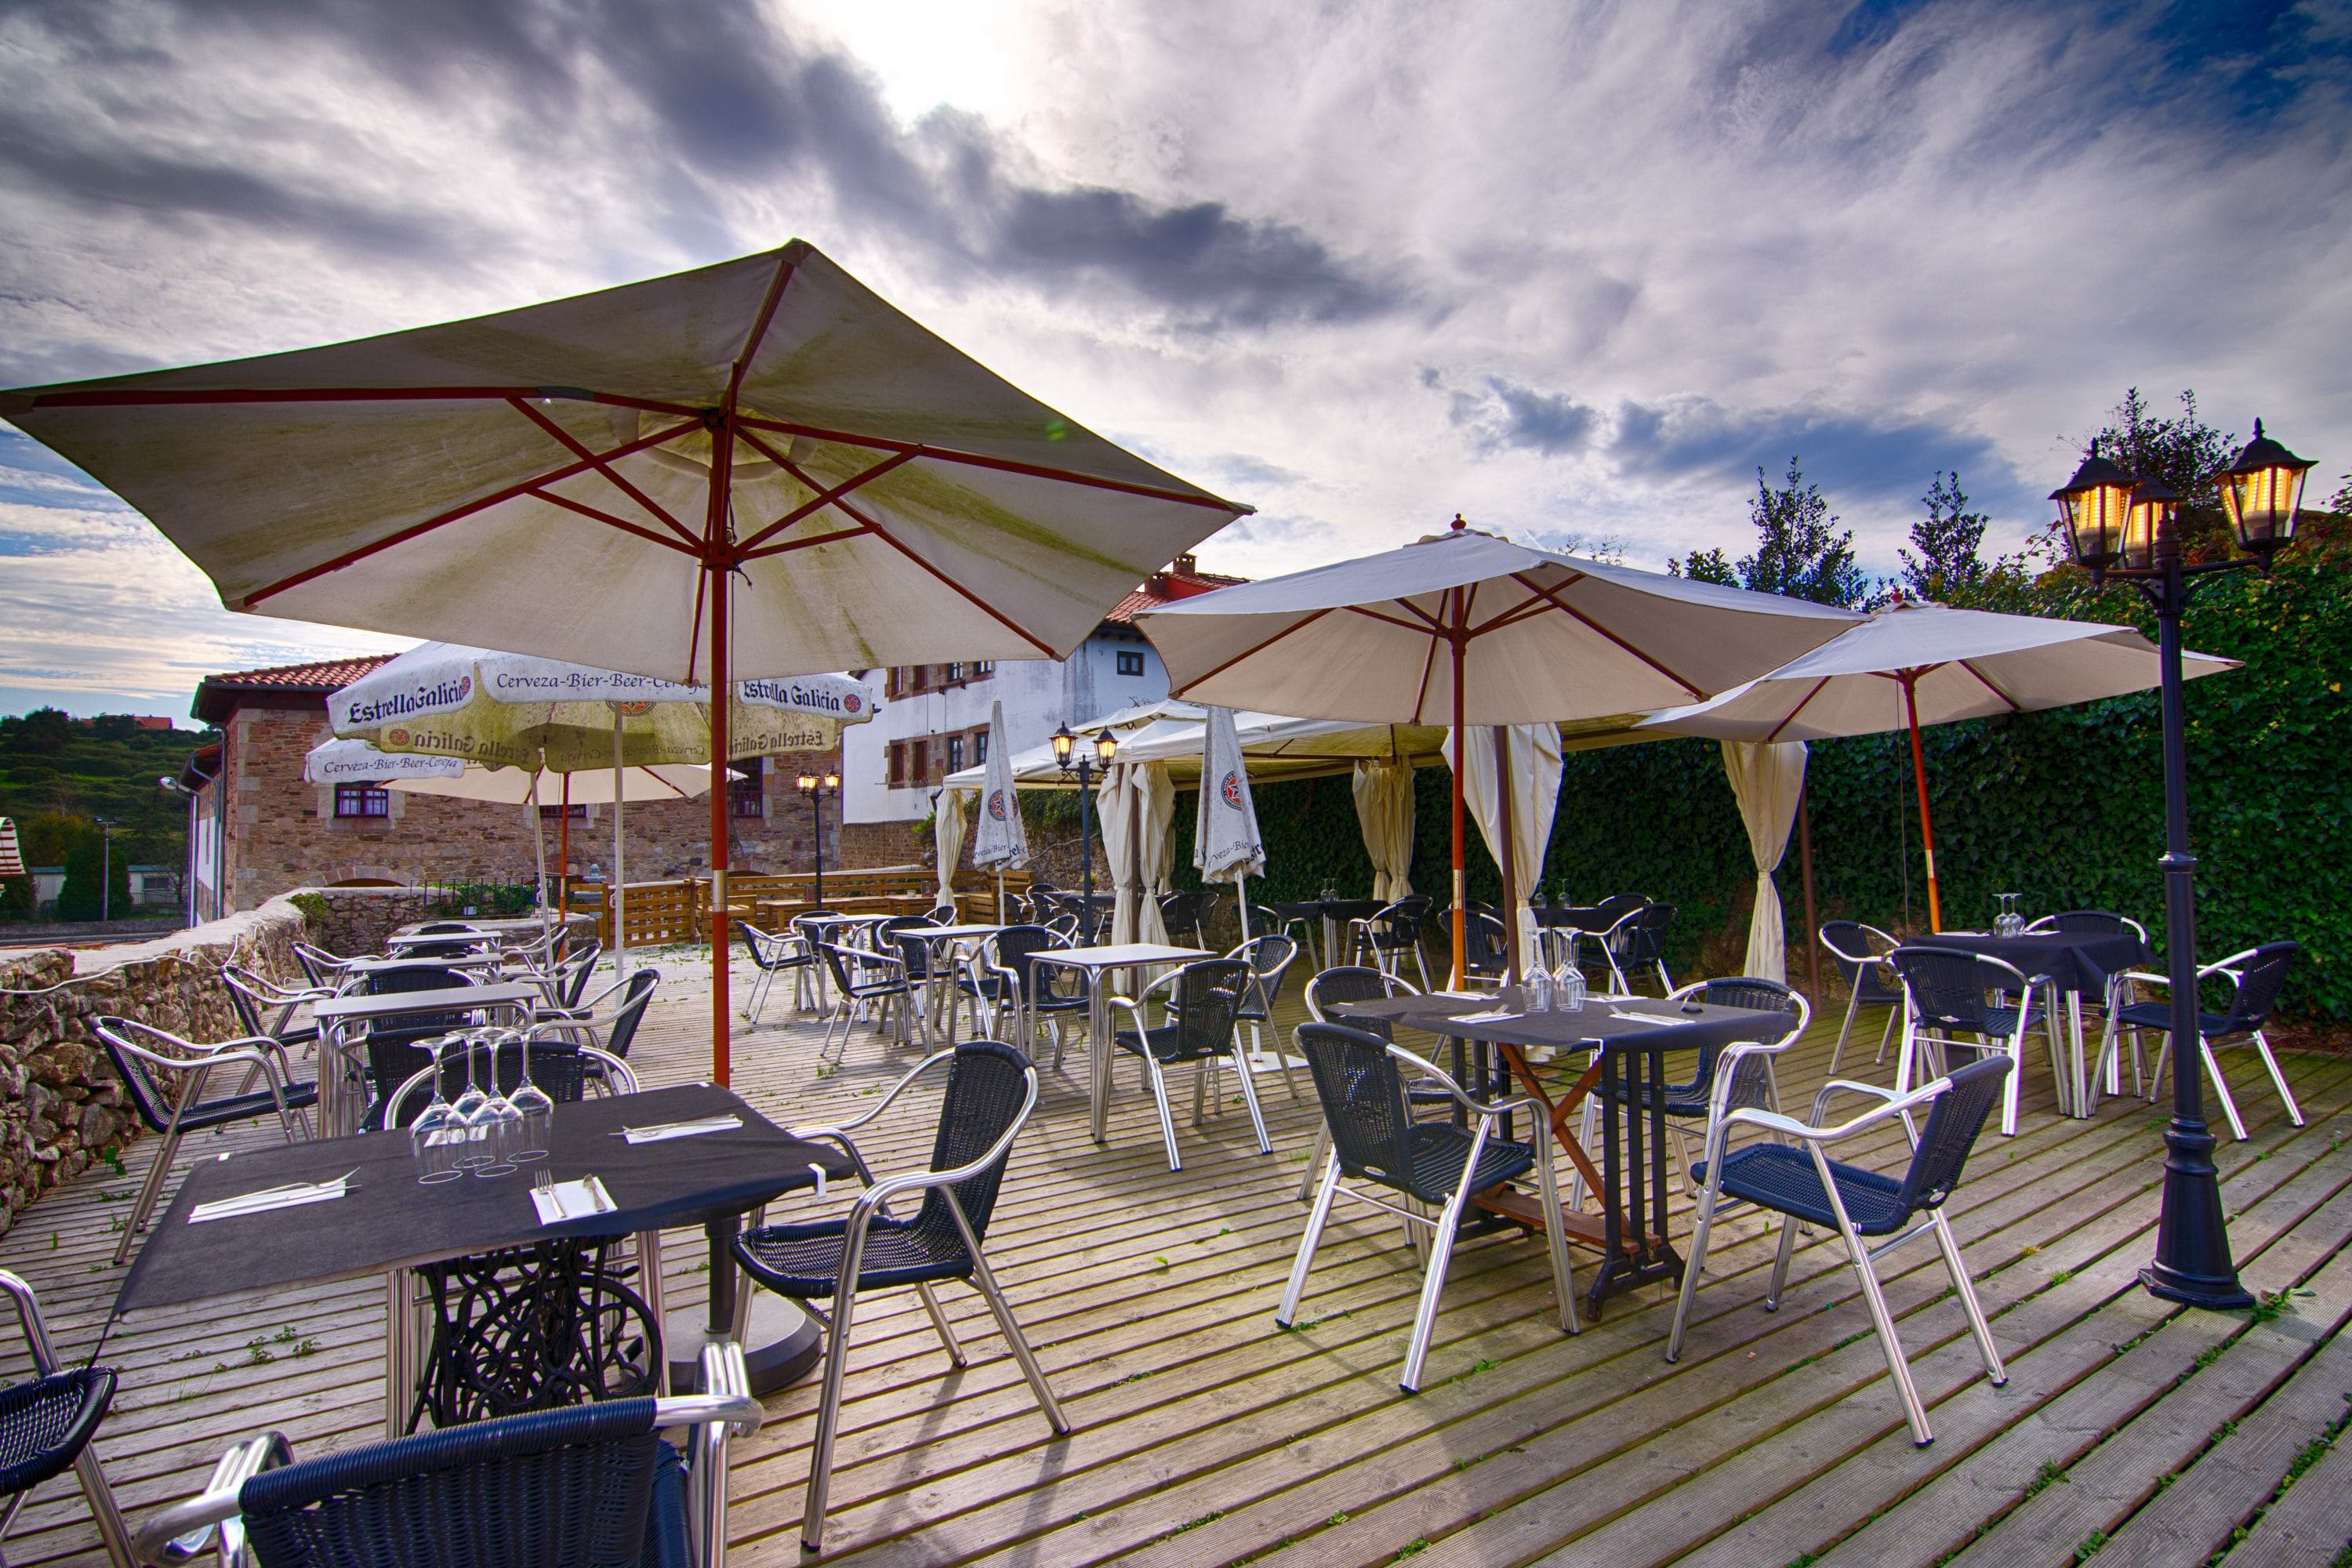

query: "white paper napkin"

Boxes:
[189, 1177, 349, 1223]
[620, 1113, 742, 1145]
[532, 1175, 617, 1225]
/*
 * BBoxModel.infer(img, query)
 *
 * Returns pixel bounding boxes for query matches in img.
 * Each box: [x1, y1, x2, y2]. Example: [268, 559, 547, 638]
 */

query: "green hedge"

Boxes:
[1168, 547, 2350, 1020]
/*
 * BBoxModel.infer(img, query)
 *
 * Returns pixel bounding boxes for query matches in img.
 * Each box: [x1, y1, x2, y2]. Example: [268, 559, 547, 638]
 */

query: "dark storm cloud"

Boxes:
[1432, 373, 1602, 457]
[1610, 394, 2026, 511]
[0, 0, 1400, 330]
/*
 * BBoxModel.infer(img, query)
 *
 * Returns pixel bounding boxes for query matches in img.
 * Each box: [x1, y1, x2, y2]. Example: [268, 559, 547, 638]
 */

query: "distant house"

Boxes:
[840, 554, 1243, 829]
[176, 655, 880, 918]
[29, 867, 64, 912]
[126, 865, 179, 907]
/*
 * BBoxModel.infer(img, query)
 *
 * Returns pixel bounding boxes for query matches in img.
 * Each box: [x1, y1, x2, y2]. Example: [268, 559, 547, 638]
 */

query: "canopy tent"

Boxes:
[1643, 598, 2238, 931]
[8, 241, 1247, 1077]
[1715, 740, 1808, 983]
[1142, 519, 1861, 981]
[1099, 760, 1176, 946]
[1446, 723, 1566, 962]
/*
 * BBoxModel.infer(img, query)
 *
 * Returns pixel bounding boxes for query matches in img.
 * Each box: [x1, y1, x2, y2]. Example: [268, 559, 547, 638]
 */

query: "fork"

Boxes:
[534, 1168, 568, 1220]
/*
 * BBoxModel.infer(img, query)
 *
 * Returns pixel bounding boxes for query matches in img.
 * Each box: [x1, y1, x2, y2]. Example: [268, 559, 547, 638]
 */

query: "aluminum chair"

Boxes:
[1452, 909, 1511, 984]
[288, 942, 358, 991]
[1570, 977, 1809, 1203]
[1225, 932, 1302, 1084]
[1619, 902, 1678, 994]
[380, 1035, 637, 1128]
[1886, 946, 2056, 1138]
[538, 938, 604, 1011]
[736, 920, 814, 1025]
[0, 1270, 130, 1567]
[131, 1342, 759, 1568]
[1257, 905, 1321, 971]
[1281, 1022, 1578, 1392]
[1347, 896, 1432, 989]
[93, 1018, 316, 1266]
[816, 942, 917, 1060]
[2106, 940, 2301, 1141]
[2026, 910, 2152, 1094]
[1159, 890, 1211, 950]
[528, 967, 658, 1069]
[1667, 1057, 2013, 1446]
[1818, 920, 1904, 1073]
[1294, 966, 1437, 1201]
[1112, 958, 1265, 1171]
[733, 1043, 1069, 1553]
[221, 966, 328, 1054]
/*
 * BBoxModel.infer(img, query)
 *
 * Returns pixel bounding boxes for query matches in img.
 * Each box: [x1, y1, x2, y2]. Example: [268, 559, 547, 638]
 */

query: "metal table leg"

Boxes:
[383, 1265, 412, 1439]
[1089, 970, 1112, 1143]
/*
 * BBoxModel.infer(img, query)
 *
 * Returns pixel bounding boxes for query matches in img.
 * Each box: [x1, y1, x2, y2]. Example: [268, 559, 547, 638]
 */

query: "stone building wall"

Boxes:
[0, 895, 307, 1236]
[208, 699, 862, 909]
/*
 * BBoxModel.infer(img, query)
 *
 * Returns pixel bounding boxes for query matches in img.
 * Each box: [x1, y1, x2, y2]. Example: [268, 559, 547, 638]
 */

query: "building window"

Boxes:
[945, 734, 964, 772]
[537, 803, 588, 820]
[334, 782, 390, 818]
[888, 741, 907, 785]
[973, 660, 994, 678]
[974, 728, 988, 764]
[944, 662, 964, 684]
[1116, 649, 1146, 677]
[731, 756, 765, 818]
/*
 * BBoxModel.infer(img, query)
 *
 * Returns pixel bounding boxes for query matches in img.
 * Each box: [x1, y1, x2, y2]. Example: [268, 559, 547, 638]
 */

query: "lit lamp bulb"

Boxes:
[2219, 419, 2315, 562]
[2049, 438, 2138, 577]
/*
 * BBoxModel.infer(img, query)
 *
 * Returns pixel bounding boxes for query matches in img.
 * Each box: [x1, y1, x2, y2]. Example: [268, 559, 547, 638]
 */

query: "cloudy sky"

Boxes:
[2, 0, 2347, 723]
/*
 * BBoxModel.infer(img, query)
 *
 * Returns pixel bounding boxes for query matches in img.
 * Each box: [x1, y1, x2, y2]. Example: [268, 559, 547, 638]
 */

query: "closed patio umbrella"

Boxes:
[1642, 597, 2239, 931]
[1141, 517, 1861, 981]
[968, 699, 1029, 920]
[1193, 706, 1266, 938]
[6, 243, 1244, 1076]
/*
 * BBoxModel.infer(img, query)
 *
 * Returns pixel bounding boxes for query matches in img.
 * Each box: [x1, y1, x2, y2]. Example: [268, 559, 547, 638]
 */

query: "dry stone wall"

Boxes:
[0, 894, 307, 1236]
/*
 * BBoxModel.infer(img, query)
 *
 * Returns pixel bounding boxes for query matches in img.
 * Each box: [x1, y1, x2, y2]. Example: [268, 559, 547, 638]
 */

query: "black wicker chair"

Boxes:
[1818, 920, 1903, 1073]
[732, 1042, 1068, 1553]
[1886, 946, 2053, 1138]
[1454, 909, 1510, 984]
[2107, 940, 2302, 1141]
[1668, 1058, 2013, 1446]
[0, 1270, 129, 1567]
[1348, 896, 1432, 990]
[1293, 966, 1437, 1201]
[1280, 1022, 1577, 1392]
[93, 1018, 315, 1267]
[130, 1343, 760, 1568]
[223, 966, 327, 1054]
[971, 927, 1089, 1059]
[814, 942, 916, 1059]
[1111, 958, 1264, 1171]
[1227, 932, 1302, 1075]
[1158, 890, 1211, 950]
[377, 1034, 635, 1131]
[1617, 902, 1679, 994]
[737, 920, 814, 1025]
[2024, 910, 2151, 1094]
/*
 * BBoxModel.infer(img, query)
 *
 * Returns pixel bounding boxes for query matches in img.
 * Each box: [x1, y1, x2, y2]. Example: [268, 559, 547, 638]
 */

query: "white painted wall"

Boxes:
[842, 627, 1171, 824]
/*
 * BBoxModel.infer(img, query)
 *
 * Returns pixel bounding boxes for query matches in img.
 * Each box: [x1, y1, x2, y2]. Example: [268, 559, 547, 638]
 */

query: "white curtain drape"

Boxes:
[1719, 739, 1807, 985]
[932, 786, 967, 913]
[1352, 758, 1415, 902]
[1101, 762, 1174, 946]
[1446, 724, 1564, 960]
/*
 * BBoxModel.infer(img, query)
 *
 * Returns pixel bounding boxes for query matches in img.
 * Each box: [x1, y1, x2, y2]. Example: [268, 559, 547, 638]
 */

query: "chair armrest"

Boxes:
[0, 1269, 62, 1375]
[655, 1341, 764, 1437]
[1727, 1076, 1949, 1145]
[793, 1049, 955, 1142]
[1807, 1076, 1904, 1123]
[850, 1068, 1039, 1218]
[1384, 1043, 1542, 1121]
[133, 1430, 292, 1566]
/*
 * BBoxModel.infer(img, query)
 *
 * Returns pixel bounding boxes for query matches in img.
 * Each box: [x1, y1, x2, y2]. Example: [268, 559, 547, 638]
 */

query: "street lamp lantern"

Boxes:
[2218, 419, 2315, 561]
[2120, 477, 2180, 574]
[2050, 439, 2139, 573]
[1049, 724, 1076, 766]
[795, 768, 839, 910]
[2049, 419, 2321, 1315]
[1092, 728, 1117, 766]
[795, 771, 816, 792]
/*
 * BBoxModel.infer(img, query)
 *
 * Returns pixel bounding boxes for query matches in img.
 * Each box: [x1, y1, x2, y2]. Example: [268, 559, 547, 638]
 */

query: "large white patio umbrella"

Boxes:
[1641, 597, 2239, 931]
[1141, 518, 1862, 980]
[5, 242, 1246, 1077]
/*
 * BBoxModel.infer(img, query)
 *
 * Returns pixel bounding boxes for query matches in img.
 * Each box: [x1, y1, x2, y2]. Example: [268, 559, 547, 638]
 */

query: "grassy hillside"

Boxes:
[1, 708, 210, 920]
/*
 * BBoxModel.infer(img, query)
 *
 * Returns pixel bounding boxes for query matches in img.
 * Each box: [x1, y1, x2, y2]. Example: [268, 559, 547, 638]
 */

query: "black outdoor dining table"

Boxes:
[118, 1083, 855, 1433]
[1910, 929, 2148, 1116]
[1334, 992, 1788, 1315]
[1266, 898, 1384, 967]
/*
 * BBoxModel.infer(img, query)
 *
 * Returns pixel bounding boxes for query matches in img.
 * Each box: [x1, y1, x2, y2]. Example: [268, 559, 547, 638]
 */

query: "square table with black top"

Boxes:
[1029, 943, 1211, 1142]
[1334, 993, 1790, 1316]
[1265, 898, 1384, 971]
[1905, 930, 2147, 1117]
[117, 1083, 855, 1436]
[310, 982, 543, 1136]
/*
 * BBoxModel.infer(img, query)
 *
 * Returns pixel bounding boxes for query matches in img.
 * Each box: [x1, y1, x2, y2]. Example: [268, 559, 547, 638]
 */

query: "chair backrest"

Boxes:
[990, 925, 1058, 985]
[416, 922, 475, 934]
[364, 962, 470, 995]
[880, 917, 933, 978]
[1367, 900, 1421, 948]
[2218, 940, 2300, 1034]
[384, 1036, 592, 1130]
[221, 965, 277, 1038]
[914, 1040, 1035, 1240]
[1625, 902, 1677, 957]
[1818, 921, 1900, 1000]
[602, 970, 660, 1060]
[91, 1018, 190, 1134]
[237, 1397, 668, 1568]
[1232, 934, 1299, 1014]
[1304, 966, 1406, 1038]
[2039, 909, 2139, 939]
[1891, 1056, 2013, 1214]
[1160, 959, 1251, 1057]
[1698, 975, 1798, 1014]
[553, 942, 602, 1010]
[1886, 946, 2011, 1033]
[1461, 910, 1509, 971]
[1294, 1022, 1417, 1192]
[1592, 893, 1646, 925]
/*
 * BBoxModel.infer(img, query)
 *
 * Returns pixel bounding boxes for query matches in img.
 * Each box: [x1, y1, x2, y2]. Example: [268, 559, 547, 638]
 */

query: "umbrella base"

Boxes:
[667, 1294, 822, 1396]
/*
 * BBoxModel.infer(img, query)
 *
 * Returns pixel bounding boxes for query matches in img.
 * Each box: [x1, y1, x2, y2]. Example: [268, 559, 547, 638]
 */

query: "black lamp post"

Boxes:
[96, 818, 117, 925]
[794, 768, 840, 910]
[1051, 723, 1118, 942]
[2051, 420, 2317, 1312]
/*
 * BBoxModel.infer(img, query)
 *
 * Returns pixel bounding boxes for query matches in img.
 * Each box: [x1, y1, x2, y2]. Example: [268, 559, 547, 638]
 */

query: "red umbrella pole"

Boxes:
[1450, 614, 1468, 988]
[1904, 673, 1942, 932]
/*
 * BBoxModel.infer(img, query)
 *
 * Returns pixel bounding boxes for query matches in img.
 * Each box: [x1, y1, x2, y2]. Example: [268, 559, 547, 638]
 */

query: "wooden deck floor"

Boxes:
[7, 956, 2350, 1567]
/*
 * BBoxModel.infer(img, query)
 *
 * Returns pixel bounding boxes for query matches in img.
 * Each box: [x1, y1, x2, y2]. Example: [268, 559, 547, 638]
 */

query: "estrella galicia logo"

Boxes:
[844, 693, 862, 713]
[987, 789, 1008, 822]
[1221, 771, 1243, 809]
[456, 674, 470, 700]
[617, 701, 652, 716]
[386, 728, 411, 747]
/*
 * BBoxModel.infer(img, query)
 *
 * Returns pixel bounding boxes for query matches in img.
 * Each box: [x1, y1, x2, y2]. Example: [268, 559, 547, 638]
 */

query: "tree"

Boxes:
[1737, 457, 1867, 607]
[1898, 470, 1990, 601]
[54, 822, 129, 922]
[1669, 546, 1737, 584]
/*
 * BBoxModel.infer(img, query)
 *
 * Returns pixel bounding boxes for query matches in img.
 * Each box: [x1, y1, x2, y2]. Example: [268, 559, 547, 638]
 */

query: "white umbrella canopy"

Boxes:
[1140, 518, 1862, 978]
[5, 242, 1245, 1081]
[1641, 597, 2240, 930]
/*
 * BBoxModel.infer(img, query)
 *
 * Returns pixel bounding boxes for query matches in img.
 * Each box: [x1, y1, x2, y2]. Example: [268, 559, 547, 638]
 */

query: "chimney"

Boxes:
[1171, 553, 1198, 576]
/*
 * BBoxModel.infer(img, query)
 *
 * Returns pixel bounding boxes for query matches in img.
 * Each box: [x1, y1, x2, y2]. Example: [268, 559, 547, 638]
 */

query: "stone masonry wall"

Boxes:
[0, 895, 308, 1236]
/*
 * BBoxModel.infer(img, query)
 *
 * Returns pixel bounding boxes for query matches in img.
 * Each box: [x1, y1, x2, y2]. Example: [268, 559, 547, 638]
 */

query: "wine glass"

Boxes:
[409, 1035, 463, 1185]
[507, 1029, 555, 1162]
[446, 1029, 495, 1171]
[1554, 932, 1584, 1012]
[466, 1032, 522, 1178]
